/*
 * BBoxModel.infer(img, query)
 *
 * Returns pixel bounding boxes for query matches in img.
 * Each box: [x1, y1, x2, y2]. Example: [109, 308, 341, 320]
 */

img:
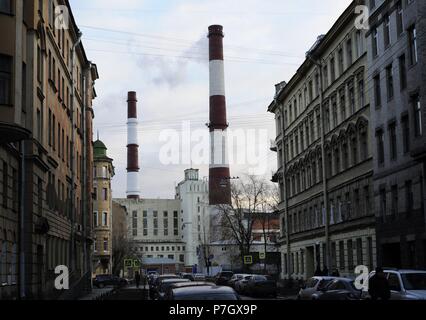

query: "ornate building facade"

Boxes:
[268, 1, 377, 280]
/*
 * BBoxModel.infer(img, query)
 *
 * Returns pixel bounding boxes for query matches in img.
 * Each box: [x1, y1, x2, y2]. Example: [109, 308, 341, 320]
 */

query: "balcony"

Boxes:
[0, 122, 30, 144]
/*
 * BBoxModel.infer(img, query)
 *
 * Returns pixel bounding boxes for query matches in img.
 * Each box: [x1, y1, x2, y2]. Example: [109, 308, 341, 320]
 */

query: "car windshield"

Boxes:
[401, 273, 426, 290]
[317, 279, 333, 290]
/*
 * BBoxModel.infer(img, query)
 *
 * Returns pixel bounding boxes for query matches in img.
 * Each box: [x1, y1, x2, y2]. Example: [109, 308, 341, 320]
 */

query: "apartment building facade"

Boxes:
[92, 140, 114, 275]
[0, 0, 98, 299]
[366, 0, 426, 269]
[268, 0, 377, 280]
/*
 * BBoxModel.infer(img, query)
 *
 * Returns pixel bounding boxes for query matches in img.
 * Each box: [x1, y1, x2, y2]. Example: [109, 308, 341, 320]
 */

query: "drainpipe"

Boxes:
[276, 99, 290, 279]
[82, 69, 88, 277]
[70, 31, 82, 274]
[19, 141, 26, 299]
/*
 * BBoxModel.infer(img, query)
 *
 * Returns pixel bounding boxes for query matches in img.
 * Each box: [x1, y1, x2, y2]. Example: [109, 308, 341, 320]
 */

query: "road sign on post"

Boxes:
[259, 252, 266, 260]
[244, 256, 253, 265]
[124, 259, 133, 268]
[133, 260, 141, 268]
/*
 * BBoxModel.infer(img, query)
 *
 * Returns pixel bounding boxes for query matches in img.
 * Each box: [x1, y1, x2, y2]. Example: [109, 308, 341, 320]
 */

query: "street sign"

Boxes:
[259, 252, 266, 260]
[124, 259, 133, 268]
[133, 260, 141, 268]
[244, 256, 253, 265]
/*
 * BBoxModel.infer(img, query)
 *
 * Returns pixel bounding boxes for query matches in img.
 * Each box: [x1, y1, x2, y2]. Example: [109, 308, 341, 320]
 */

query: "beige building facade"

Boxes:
[92, 140, 114, 275]
[268, 1, 377, 280]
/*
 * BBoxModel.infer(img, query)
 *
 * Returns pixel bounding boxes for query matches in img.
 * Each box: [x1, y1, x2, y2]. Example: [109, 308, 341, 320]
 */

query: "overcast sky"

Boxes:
[69, 0, 352, 199]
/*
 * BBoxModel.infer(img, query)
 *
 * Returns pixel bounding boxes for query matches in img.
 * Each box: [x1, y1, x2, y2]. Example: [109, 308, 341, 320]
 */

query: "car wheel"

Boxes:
[98, 283, 105, 289]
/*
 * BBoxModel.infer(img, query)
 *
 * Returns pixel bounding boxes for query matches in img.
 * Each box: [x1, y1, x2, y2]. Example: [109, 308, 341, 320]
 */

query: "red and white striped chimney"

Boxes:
[208, 25, 231, 206]
[127, 91, 141, 200]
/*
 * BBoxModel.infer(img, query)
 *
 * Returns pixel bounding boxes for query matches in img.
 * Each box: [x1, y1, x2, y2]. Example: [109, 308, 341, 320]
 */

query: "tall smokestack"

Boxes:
[208, 25, 231, 206]
[126, 91, 141, 200]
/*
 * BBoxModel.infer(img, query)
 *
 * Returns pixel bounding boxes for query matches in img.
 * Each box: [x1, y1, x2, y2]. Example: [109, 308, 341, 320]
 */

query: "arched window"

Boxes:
[351, 135, 358, 166]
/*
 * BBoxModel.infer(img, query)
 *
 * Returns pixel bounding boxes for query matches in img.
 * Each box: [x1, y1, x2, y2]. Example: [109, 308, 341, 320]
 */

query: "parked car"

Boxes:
[155, 278, 191, 300]
[228, 274, 250, 289]
[297, 276, 337, 300]
[149, 274, 180, 299]
[363, 269, 426, 300]
[243, 275, 277, 298]
[180, 273, 195, 281]
[166, 285, 241, 300]
[215, 271, 234, 286]
[318, 278, 362, 300]
[234, 275, 253, 294]
[93, 274, 128, 288]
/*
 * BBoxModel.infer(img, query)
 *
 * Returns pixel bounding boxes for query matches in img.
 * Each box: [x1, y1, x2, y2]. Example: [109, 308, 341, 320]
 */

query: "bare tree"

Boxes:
[216, 175, 275, 272]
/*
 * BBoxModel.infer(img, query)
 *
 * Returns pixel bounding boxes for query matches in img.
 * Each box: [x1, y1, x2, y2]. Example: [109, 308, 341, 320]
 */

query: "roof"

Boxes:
[93, 140, 113, 162]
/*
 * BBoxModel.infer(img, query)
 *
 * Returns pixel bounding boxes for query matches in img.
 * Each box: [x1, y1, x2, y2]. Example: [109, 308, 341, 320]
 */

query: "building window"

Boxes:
[102, 212, 108, 226]
[93, 212, 98, 228]
[0, 54, 12, 105]
[173, 211, 178, 236]
[330, 57, 336, 82]
[396, 1, 403, 36]
[408, 25, 418, 65]
[347, 240, 354, 271]
[413, 95, 422, 137]
[360, 130, 368, 161]
[164, 211, 169, 236]
[383, 15, 391, 47]
[153, 211, 158, 236]
[346, 38, 353, 67]
[338, 48, 344, 75]
[358, 79, 365, 108]
[103, 238, 108, 252]
[102, 188, 108, 201]
[389, 122, 397, 161]
[401, 115, 410, 153]
[399, 54, 407, 90]
[372, 28, 379, 57]
[356, 239, 363, 266]
[349, 85, 355, 115]
[132, 211, 138, 236]
[376, 129, 385, 165]
[374, 74, 381, 108]
[386, 64, 394, 100]
[143, 211, 148, 236]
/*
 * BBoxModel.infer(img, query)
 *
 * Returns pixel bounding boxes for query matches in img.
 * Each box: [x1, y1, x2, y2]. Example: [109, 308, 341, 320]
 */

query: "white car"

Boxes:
[297, 276, 338, 300]
[365, 269, 426, 300]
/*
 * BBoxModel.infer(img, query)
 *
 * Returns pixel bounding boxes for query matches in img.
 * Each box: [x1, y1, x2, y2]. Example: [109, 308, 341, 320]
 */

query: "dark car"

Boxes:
[215, 271, 234, 286]
[297, 276, 338, 300]
[227, 274, 250, 289]
[181, 273, 195, 281]
[243, 275, 277, 298]
[318, 278, 362, 300]
[93, 274, 128, 288]
[149, 274, 180, 299]
[155, 278, 191, 300]
[166, 285, 241, 300]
